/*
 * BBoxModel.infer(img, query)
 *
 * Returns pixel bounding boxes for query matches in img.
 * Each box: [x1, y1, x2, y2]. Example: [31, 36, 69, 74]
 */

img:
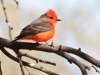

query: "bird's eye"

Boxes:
[49, 17, 54, 19]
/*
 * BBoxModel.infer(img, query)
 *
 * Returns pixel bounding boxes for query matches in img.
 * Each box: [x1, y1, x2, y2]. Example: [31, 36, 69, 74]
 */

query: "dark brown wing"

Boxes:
[7, 15, 52, 44]
[16, 20, 52, 39]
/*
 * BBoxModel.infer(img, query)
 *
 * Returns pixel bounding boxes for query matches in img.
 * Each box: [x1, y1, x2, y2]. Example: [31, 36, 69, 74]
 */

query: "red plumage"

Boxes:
[45, 9, 57, 19]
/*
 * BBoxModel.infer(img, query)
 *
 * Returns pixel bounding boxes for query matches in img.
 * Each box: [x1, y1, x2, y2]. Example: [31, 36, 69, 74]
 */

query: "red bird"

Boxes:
[10, 9, 61, 43]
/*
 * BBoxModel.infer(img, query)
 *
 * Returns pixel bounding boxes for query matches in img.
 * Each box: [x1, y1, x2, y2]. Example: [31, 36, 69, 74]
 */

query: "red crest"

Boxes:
[45, 9, 57, 19]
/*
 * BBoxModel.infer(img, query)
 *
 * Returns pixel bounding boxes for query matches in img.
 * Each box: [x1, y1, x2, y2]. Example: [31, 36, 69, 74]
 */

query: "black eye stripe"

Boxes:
[49, 17, 54, 19]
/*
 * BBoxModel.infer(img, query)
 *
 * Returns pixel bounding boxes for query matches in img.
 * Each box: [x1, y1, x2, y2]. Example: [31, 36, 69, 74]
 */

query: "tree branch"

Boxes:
[3, 39, 100, 68]
[1, 37, 100, 75]
[1, 0, 13, 40]
[0, 37, 88, 75]
[18, 51, 56, 66]
[0, 47, 58, 75]
[55, 51, 87, 75]
[0, 61, 3, 75]
[18, 55, 25, 75]
[14, 0, 19, 8]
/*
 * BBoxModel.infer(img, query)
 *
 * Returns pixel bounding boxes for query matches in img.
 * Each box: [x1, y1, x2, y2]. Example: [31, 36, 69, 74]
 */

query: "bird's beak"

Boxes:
[56, 19, 61, 21]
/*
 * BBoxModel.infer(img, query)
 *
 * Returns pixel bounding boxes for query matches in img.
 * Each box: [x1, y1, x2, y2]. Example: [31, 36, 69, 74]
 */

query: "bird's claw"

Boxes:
[44, 41, 49, 46]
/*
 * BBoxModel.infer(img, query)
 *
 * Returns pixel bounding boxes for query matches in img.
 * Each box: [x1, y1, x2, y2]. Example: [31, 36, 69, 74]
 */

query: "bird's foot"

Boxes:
[44, 41, 54, 47]
[44, 41, 49, 46]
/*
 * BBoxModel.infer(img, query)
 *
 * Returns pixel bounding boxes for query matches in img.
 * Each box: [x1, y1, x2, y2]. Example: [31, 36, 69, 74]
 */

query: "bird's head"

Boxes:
[44, 9, 61, 25]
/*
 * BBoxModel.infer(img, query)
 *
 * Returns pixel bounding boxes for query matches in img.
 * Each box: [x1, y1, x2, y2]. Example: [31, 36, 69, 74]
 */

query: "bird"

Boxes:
[9, 9, 61, 44]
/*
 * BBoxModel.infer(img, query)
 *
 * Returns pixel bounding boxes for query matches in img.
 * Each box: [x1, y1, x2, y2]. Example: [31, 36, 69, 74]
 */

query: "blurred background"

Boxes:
[0, 0, 100, 75]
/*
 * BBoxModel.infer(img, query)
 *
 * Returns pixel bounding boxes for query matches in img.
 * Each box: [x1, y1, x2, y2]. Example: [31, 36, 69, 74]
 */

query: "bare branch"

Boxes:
[18, 55, 25, 75]
[4, 41, 100, 68]
[14, 0, 19, 8]
[18, 52, 56, 66]
[1, 37, 100, 75]
[0, 46, 58, 75]
[89, 65, 100, 74]
[0, 37, 88, 75]
[1, 0, 13, 40]
[55, 51, 87, 75]
[0, 61, 3, 75]
[24, 66, 34, 75]
[58, 46, 100, 68]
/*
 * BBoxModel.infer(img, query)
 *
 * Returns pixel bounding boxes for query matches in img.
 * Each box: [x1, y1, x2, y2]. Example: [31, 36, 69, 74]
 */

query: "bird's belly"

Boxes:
[22, 29, 55, 42]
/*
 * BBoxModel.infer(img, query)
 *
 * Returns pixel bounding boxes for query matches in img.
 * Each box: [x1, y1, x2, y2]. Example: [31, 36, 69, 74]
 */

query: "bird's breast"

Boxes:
[22, 28, 55, 42]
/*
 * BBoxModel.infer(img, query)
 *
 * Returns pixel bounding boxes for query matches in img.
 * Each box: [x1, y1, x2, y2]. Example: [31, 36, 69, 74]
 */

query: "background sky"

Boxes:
[0, 0, 100, 75]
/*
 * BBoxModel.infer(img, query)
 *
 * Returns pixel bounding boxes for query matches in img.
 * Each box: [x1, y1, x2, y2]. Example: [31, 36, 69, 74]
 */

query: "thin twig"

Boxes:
[89, 65, 100, 74]
[18, 55, 25, 75]
[0, 61, 3, 75]
[18, 52, 56, 66]
[24, 66, 34, 75]
[14, 0, 19, 8]
[1, 0, 13, 40]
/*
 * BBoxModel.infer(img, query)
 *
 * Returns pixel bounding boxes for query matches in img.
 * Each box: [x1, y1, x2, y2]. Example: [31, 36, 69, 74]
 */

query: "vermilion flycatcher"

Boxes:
[10, 9, 61, 43]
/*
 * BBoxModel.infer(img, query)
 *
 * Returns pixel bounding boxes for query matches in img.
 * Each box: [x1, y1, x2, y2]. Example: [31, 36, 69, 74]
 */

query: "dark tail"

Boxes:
[10, 38, 19, 44]
[5, 37, 20, 46]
